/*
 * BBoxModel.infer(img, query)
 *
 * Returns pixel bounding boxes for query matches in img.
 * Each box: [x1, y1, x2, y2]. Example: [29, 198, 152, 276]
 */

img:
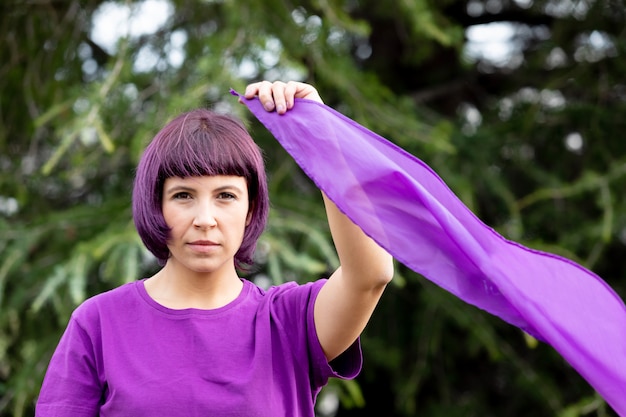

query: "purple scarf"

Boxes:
[234, 92, 626, 414]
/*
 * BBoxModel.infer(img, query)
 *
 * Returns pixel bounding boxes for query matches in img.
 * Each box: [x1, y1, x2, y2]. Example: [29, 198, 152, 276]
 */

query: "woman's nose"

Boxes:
[192, 204, 217, 229]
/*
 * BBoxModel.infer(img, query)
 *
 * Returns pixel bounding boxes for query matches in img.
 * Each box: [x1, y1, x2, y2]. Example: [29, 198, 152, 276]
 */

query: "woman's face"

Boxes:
[161, 175, 250, 276]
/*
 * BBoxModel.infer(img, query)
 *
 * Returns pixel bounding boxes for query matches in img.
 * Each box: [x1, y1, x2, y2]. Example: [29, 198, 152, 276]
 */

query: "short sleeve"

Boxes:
[305, 280, 363, 387]
[36, 315, 103, 417]
[267, 279, 363, 391]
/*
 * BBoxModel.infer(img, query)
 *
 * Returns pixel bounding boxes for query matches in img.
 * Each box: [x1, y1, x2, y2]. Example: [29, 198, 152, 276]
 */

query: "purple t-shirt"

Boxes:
[36, 278, 362, 417]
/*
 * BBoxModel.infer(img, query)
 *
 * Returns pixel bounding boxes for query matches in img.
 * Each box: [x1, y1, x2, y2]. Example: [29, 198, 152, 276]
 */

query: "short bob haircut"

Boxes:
[132, 108, 269, 270]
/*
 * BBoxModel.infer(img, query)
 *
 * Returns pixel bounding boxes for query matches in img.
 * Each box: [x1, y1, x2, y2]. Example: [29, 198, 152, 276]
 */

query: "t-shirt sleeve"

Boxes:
[305, 280, 363, 386]
[36, 311, 103, 417]
[269, 279, 363, 390]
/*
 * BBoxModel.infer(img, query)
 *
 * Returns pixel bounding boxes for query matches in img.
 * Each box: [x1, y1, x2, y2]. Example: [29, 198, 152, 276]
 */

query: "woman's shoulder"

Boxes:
[71, 280, 142, 322]
[243, 278, 329, 318]
[247, 277, 327, 298]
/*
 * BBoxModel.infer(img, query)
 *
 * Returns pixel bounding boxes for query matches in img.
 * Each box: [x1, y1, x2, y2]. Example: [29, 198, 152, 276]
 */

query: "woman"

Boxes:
[36, 81, 393, 416]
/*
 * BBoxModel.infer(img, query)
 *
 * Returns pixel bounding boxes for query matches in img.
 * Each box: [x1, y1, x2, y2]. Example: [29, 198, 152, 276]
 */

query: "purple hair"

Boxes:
[132, 109, 269, 270]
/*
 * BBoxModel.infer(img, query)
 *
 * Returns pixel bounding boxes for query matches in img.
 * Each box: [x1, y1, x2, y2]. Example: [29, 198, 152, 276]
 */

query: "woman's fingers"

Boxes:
[283, 81, 298, 110]
[243, 81, 323, 114]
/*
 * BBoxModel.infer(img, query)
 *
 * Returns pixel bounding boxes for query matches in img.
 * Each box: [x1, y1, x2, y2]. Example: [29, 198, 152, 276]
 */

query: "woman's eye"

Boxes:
[173, 192, 192, 200]
[218, 192, 236, 200]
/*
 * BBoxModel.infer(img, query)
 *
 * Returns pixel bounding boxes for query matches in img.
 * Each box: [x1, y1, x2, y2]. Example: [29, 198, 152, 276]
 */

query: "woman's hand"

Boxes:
[243, 80, 323, 114]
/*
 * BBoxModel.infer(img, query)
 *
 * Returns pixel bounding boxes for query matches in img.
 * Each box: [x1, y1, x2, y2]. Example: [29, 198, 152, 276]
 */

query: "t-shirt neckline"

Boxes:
[134, 278, 251, 317]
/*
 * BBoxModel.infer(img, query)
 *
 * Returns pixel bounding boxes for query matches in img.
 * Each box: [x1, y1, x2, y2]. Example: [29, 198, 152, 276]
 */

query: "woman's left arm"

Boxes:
[244, 81, 394, 361]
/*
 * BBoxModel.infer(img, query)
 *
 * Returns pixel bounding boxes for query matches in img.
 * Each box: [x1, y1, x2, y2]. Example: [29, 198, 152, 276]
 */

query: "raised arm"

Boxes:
[244, 81, 394, 361]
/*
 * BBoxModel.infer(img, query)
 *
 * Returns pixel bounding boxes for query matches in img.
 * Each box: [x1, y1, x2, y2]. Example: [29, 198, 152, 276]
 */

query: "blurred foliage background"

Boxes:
[1, 0, 625, 415]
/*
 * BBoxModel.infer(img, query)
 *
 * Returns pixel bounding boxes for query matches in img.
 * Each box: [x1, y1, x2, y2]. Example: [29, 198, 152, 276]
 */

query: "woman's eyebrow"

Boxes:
[214, 184, 245, 194]
[165, 183, 246, 195]
[164, 185, 195, 195]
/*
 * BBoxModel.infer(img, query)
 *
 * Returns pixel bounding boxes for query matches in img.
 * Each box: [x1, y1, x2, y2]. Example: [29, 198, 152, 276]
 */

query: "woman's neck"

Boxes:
[144, 263, 243, 310]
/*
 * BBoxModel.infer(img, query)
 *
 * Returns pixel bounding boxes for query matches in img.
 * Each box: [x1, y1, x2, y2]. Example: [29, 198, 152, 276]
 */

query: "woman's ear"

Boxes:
[246, 203, 254, 226]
